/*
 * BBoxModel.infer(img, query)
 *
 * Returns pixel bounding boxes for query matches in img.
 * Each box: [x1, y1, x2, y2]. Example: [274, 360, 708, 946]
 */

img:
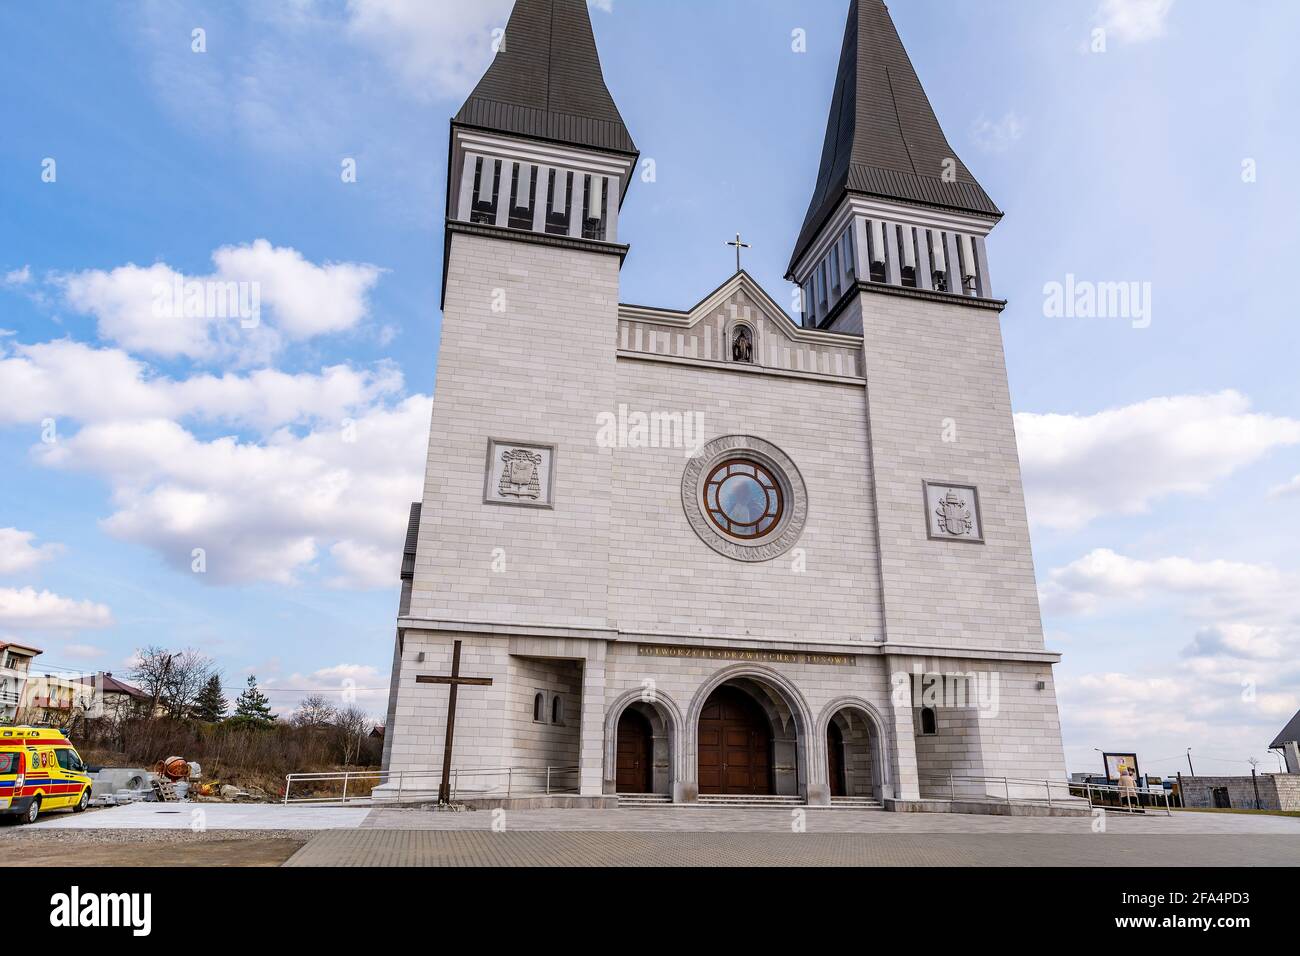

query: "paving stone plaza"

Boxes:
[25, 802, 1300, 867]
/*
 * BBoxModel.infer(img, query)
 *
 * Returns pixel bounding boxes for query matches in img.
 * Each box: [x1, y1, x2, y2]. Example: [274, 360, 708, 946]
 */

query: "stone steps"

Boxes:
[829, 796, 884, 810]
[697, 794, 806, 808]
[616, 793, 673, 807]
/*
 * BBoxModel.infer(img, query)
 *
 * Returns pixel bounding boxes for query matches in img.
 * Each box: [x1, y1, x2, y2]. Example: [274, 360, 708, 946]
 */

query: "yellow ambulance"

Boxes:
[0, 726, 93, 824]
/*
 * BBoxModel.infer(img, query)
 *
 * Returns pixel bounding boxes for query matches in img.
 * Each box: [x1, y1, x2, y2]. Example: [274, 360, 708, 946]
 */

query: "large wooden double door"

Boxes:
[698, 686, 773, 795]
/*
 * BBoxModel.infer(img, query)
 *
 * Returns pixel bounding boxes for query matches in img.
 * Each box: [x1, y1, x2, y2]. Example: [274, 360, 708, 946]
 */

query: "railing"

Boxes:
[918, 773, 1081, 807]
[1071, 780, 1173, 815]
[916, 774, 1171, 815]
[283, 765, 581, 806]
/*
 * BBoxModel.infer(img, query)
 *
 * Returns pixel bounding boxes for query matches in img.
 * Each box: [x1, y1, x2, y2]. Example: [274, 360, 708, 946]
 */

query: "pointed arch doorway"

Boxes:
[697, 685, 773, 795]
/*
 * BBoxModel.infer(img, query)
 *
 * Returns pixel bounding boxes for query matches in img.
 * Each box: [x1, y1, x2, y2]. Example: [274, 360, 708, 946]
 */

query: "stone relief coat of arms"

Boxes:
[498, 448, 544, 500]
[935, 489, 973, 536]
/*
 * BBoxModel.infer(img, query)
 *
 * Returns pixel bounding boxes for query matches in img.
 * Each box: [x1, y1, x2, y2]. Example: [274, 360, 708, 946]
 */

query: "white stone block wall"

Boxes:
[609, 358, 884, 643]
[408, 234, 620, 629]
[849, 292, 1047, 652]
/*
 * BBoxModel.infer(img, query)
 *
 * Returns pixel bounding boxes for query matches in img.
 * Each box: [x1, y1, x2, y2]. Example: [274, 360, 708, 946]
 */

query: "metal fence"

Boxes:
[283, 765, 581, 805]
[916, 773, 1171, 814]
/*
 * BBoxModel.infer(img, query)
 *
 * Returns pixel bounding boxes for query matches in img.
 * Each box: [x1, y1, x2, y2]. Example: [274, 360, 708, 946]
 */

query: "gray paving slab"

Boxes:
[358, 806, 1300, 835]
[285, 830, 1300, 867]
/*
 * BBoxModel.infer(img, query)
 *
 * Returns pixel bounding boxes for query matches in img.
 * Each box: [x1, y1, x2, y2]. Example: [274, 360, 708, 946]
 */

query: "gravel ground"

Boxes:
[1, 827, 312, 866]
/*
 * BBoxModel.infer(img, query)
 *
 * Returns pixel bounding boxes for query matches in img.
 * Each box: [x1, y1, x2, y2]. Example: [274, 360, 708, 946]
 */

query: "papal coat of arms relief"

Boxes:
[934, 489, 973, 536]
[498, 448, 544, 500]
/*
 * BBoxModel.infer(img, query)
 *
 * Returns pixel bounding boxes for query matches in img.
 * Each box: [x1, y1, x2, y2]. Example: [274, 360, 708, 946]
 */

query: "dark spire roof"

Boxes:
[789, 0, 1000, 274]
[453, 0, 636, 156]
[1271, 709, 1300, 749]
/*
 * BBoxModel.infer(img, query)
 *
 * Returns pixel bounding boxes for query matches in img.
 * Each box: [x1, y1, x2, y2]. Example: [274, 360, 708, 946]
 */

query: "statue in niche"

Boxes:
[732, 326, 754, 363]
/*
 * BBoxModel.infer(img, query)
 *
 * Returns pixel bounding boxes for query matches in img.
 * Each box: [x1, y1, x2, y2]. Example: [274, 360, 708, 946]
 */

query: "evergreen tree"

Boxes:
[193, 673, 229, 722]
[230, 675, 276, 728]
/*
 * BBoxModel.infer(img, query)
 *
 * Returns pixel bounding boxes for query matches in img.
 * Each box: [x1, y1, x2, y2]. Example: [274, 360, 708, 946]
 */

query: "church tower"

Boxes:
[787, 0, 1066, 795]
[381, 0, 637, 788]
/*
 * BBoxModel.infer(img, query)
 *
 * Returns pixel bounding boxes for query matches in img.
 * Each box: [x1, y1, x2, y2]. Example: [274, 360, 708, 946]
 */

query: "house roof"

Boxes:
[789, 0, 1000, 275]
[0, 641, 42, 656]
[1271, 709, 1300, 749]
[76, 673, 150, 702]
[453, 0, 636, 156]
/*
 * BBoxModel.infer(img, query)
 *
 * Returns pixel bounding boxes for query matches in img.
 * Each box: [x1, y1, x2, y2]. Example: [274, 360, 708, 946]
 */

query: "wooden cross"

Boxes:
[415, 639, 493, 804]
[725, 232, 751, 273]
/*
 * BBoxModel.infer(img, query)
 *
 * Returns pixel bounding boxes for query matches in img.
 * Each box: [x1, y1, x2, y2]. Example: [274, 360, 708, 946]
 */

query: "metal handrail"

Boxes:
[914, 773, 1172, 815]
[283, 765, 581, 805]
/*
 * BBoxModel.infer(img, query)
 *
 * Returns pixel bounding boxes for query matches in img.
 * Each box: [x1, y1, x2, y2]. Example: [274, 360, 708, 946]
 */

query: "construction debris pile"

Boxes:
[88, 755, 261, 805]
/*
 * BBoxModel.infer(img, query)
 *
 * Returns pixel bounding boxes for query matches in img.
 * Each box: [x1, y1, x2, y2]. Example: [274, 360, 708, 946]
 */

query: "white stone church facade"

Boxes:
[380, 0, 1068, 807]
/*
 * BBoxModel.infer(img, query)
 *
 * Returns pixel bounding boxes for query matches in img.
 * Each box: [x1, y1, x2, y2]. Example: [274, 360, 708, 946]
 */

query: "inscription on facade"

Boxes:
[637, 644, 855, 667]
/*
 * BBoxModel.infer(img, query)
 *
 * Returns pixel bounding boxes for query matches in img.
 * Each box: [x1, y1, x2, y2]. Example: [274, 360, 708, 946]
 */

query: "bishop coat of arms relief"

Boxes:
[498, 448, 544, 500]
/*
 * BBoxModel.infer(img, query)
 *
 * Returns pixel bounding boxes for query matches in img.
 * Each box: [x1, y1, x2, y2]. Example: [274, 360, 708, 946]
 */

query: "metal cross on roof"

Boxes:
[725, 232, 751, 273]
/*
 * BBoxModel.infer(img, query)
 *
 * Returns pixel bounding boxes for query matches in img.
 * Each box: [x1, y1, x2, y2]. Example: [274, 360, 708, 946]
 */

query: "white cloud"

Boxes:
[1015, 391, 1300, 530]
[34, 396, 430, 588]
[345, 0, 514, 99]
[1096, 0, 1176, 44]
[0, 587, 113, 630]
[1042, 547, 1300, 761]
[0, 528, 62, 575]
[329, 541, 395, 590]
[60, 240, 382, 360]
[1040, 549, 1293, 627]
[3, 266, 31, 287]
[1270, 474, 1300, 498]
[211, 240, 383, 340]
[971, 112, 1024, 153]
[0, 340, 404, 432]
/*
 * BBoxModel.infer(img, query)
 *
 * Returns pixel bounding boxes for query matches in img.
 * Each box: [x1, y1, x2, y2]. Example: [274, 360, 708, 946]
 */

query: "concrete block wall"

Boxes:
[1181, 774, 1300, 811]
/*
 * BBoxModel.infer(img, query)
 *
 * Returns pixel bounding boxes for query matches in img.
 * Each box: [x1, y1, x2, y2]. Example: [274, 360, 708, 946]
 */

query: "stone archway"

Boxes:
[816, 698, 890, 802]
[685, 665, 814, 801]
[603, 689, 681, 798]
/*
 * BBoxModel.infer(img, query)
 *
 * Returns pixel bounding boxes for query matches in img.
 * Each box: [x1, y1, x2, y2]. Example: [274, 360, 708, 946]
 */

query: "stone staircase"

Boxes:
[616, 793, 673, 808]
[829, 795, 884, 810]
[696, 794, 806, 808]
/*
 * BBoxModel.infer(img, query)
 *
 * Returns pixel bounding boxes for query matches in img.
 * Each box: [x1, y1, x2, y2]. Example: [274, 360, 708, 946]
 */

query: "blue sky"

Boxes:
[1, 0, 1297, 777]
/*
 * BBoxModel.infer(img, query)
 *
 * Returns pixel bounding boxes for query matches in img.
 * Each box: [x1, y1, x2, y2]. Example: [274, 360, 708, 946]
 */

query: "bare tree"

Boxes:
[162, 649, 216, 719]
[333, 706, 372, 766]
[292, 694, 338, 729]
[129, 646, 174, 715]
[129, 646, 216, 719]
